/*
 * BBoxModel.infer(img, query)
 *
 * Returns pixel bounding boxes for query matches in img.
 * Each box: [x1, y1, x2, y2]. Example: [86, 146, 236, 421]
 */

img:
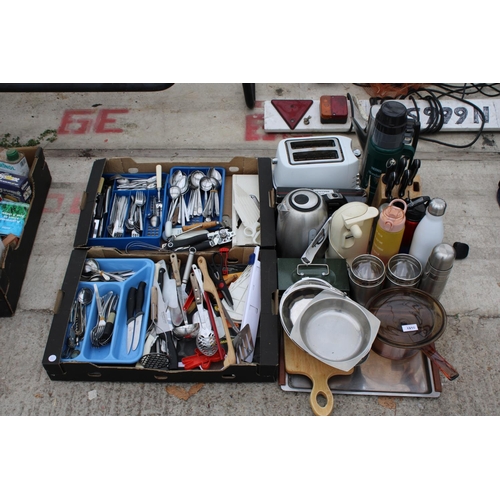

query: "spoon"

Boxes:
[167, 185, 181, 222]
[200, 176, 214, 220]
[76, 287, 93, 344]
[209, 168, 222, 216]
[82, 258, 132, 282]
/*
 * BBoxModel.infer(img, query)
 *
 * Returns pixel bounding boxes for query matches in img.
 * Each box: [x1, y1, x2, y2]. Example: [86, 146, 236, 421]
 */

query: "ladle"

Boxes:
[173, 323, 200, 340]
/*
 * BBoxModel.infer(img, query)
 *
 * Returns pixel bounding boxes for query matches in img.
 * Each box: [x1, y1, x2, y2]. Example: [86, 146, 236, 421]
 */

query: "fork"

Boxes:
[134, 191, 146, 233]
[91, 284, 107, 346]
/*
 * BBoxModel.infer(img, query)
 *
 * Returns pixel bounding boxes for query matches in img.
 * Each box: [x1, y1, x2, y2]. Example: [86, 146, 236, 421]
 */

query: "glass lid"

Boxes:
[366, 288, 447, 348]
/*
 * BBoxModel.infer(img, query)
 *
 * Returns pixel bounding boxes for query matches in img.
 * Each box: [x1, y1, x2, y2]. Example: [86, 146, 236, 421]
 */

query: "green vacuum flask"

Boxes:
[360, 101, 417, 204]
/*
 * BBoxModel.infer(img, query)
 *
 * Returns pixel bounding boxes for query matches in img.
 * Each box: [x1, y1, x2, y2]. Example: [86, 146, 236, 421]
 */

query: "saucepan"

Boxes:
[365, 288, 459, 381]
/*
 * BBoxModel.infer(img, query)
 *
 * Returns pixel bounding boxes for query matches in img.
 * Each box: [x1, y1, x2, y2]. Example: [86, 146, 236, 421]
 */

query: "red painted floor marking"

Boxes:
[69, 194, 82, 214]
[43, 193, 64, 213]
[58, 109, 129, 134]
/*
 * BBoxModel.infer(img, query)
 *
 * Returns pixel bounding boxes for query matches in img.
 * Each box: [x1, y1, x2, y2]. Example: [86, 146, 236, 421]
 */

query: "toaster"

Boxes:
[272, 136, 361, 190]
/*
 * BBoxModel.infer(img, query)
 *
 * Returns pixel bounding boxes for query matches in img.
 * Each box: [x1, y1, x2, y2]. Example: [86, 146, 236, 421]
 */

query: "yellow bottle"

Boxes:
[370, 199, 407, 265]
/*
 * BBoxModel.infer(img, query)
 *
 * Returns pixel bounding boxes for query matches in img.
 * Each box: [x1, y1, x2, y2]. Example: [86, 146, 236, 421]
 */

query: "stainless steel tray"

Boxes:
[281, 349, 441, 398]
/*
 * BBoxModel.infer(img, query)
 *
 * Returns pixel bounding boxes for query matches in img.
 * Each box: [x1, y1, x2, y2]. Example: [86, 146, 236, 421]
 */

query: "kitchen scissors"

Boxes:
[208, 252, 233, 307]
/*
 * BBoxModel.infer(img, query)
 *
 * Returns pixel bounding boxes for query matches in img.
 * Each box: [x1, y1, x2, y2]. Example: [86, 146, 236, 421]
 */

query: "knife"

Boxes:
[126, 286, 136, 354]
[132, 281, 146, 351]
[398, 159, 421, 199]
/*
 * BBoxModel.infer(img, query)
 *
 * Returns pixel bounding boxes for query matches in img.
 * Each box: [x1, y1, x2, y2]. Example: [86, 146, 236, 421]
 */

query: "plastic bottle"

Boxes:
[409, 198, 446, 267]
[0, 149, 30, 177]
[370, 199, 407, 265]
[399, 196, 430, 253]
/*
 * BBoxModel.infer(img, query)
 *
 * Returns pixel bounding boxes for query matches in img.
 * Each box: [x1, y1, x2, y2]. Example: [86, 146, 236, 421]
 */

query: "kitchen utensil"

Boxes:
[276, 189, 328, 258]
[181, 247, 196, 296]
[91, 284, 107, 344]
[279, 277, 337, 336]
[288, 288, 380, 372]
[385, 253, 422, 288]
[301, 214, 332, 264]
[75, 286, 93, 345]
[272, 136, 360, 190]
[155, 164, 163, 224]
[347, 254, 386, 307]
[164, 277, 184, 327]
[98, 293, 118, 346]
[126, 282, 147, 353]
[207, 252, 233, 306]
[284, 334, 353, 416]
[197, 256, 237, 367]
[170, 253, 188, 324]
[82, 258, 133, 282]
[366, 288, 459, 381]
[190, 271, 217, 357]
[326, 201, 378, 264]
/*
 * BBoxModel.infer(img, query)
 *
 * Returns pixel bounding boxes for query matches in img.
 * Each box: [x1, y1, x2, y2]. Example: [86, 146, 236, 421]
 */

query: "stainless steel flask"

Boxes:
[419, 243, 455, 299]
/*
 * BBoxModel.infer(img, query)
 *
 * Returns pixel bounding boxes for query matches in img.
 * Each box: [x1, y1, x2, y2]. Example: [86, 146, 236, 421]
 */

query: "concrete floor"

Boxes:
[1, 83, 499, 417]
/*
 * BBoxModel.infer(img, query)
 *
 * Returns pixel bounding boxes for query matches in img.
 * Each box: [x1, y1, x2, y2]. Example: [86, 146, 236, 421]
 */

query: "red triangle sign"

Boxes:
[271, 99, 313, 130]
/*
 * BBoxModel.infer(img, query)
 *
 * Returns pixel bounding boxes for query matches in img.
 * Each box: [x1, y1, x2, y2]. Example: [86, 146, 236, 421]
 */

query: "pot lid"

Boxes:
[366, 288, 447, 348]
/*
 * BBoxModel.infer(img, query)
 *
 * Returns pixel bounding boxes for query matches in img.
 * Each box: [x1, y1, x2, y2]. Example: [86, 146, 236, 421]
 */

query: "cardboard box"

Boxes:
[42, 157, 280, 382]
[0, 147, 51, 316]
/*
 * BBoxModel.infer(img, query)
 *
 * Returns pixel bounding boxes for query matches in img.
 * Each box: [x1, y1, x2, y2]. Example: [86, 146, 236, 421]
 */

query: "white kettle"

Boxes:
[326, 202, 379, 264]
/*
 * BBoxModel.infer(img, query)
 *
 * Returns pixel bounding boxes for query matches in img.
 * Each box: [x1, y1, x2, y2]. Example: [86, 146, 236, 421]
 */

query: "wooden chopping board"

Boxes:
[284, 334, 354, 416]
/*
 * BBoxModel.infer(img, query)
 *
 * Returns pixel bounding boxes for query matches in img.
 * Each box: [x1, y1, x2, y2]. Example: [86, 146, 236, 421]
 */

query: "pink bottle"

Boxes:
[370, 199, 407, 265]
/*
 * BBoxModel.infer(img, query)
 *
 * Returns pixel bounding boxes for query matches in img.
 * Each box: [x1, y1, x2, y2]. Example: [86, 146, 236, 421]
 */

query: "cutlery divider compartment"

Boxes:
[61, 258, 155, 365]
[87, 173, 168, 250]
[167, 167, 226, 229]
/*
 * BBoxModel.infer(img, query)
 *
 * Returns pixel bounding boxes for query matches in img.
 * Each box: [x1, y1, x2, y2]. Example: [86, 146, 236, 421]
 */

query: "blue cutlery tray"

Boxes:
[167, 167, 226, 229]
[88, 173, 168, 250]
[61, 258, 155, 364]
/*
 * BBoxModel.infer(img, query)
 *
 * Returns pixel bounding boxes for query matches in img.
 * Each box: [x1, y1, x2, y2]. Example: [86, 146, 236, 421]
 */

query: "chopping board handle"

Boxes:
[310, 379, 335, 416]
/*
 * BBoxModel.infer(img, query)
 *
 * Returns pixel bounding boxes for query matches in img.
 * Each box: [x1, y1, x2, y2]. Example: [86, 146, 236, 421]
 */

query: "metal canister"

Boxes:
[419, 243, 455, 299]
[347, 254, 386, 307]
[385, 254, 422, 288]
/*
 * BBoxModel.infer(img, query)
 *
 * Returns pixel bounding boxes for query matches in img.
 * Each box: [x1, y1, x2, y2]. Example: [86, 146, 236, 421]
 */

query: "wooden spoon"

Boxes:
[197, 256, 236, 367]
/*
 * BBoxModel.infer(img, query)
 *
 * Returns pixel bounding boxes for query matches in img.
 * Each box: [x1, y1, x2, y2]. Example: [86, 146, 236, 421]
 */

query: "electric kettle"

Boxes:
[326, 202, 379, 264]
[276, 189, 328, 258]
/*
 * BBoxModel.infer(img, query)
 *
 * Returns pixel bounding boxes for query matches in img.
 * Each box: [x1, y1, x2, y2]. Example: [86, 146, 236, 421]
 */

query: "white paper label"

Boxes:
[402, 324, 418, 332]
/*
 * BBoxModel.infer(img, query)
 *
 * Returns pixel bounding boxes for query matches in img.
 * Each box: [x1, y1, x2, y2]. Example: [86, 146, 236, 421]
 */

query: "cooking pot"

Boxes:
[366, 288, 459, 381]
[276, 189, 328, 258]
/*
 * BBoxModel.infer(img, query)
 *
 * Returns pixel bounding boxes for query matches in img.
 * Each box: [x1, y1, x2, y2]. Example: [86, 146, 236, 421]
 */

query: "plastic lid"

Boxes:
[428, 198, 447, 216]
[366, 288, 447, 348]
[379, 199, 407, 231]
[6, 149, 19, 161]
[374, 101, 408, 136]
[289, 189, 321, 212]
[428, 243, 455, 270]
